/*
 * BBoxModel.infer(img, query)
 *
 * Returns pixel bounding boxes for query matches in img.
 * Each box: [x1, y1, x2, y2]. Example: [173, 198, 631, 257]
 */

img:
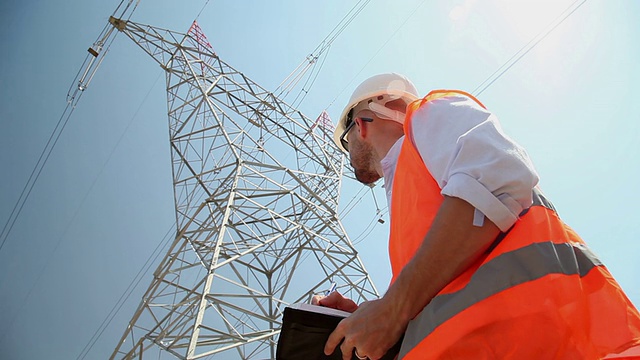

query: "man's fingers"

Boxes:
[338, 296, 359, 313]
[324, 322, 345, 356]
[339, 337, 355, 360]
[311, 294, 323, 305]
[318, 291, 342, 308]
[318, 291, 358, 312]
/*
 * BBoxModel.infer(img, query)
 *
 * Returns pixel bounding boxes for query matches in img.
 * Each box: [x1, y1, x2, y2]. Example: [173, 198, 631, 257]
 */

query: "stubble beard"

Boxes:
[350, 138, 381, 185]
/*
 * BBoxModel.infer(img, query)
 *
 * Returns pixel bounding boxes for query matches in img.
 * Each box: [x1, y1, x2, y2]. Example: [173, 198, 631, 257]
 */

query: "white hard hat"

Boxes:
[333, 73, 419, 152]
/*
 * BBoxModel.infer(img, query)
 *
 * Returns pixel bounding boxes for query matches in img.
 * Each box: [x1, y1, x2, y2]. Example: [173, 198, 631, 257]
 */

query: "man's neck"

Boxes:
[373, 131, 404, 160]
[372, 131, 404, 177]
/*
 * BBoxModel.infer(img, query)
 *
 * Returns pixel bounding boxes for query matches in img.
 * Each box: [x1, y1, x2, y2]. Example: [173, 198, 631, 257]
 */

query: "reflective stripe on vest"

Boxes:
[400, 241, 602, 356]
[390, 90, 640, 359]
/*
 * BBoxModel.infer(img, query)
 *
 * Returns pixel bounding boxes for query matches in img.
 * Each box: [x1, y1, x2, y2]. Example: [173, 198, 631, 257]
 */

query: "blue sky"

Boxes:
[1, 0, 638, 359]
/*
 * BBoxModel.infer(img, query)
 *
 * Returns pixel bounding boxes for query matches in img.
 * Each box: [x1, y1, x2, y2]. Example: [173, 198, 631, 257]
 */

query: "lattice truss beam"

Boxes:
[108, 17, 379, 360]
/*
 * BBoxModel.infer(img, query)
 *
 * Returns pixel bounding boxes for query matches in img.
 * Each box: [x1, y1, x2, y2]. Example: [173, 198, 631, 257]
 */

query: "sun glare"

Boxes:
[496, 0, 573, 40]
[448, 0, 584, 87]
[449, 0, 576, 49]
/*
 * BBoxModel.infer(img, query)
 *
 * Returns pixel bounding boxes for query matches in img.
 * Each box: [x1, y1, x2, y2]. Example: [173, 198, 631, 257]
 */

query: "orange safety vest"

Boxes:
[389, 90, 640, 359]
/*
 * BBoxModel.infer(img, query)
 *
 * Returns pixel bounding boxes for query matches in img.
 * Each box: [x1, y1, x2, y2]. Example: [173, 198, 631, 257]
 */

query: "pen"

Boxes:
[324, 282, 337, 296]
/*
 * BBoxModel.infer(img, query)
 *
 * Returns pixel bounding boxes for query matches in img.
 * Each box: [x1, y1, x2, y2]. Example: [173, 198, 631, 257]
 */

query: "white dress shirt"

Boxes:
[380, 94, 539, 232]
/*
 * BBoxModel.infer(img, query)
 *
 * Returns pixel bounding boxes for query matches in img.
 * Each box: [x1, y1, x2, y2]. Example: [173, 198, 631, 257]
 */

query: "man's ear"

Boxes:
[355, 117, 369, 139]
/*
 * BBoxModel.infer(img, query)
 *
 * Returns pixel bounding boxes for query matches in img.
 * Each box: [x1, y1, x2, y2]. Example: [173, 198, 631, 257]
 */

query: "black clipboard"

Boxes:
[276, 306, 403, 360]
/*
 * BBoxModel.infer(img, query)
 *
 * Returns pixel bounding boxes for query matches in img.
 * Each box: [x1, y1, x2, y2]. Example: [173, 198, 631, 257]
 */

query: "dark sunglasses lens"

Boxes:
[341, 138, 348, 151]
[340, 126, 350, 151]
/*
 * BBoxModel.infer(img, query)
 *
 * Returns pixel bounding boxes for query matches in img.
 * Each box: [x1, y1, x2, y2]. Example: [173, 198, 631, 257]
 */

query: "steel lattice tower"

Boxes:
[108, 17, 379, 360]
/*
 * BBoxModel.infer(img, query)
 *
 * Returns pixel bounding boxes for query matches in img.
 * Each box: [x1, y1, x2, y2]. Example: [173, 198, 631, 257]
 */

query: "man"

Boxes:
[314, 73, 640, 359]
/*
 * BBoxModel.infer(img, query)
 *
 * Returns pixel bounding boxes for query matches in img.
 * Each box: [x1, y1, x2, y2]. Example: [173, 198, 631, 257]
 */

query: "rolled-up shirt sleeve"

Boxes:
[410, 95, 539, 232]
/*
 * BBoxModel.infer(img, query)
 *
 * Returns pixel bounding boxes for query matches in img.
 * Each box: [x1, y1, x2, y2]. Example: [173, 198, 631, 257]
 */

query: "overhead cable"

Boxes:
[0, 0, 141, 254]
[0, 100, 77, 253]
[325, 0, 429, 111]
[275, 0, 372, 101]
[75, 224, 175, 360]
[472, 0, 588, 96]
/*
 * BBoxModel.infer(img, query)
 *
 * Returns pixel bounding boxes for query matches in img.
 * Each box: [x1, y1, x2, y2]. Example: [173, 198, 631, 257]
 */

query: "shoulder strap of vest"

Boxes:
[407, 89, 486, 119]
[403, 89, 486, 146]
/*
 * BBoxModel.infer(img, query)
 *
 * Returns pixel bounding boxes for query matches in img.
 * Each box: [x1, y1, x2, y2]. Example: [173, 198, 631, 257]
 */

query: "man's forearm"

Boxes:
[383, 195, 501, 324]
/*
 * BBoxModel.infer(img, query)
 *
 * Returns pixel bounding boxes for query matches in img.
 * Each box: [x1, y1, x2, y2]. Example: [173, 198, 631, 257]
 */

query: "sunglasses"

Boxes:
[339, 110, 373, 151]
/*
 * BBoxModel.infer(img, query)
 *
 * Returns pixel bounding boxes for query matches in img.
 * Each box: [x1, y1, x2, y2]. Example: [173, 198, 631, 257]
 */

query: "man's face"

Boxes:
[347, 116, 381, 185]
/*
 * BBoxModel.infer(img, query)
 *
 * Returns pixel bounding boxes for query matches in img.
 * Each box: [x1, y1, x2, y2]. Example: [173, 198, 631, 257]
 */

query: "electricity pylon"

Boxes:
[108, 17, 379, 360]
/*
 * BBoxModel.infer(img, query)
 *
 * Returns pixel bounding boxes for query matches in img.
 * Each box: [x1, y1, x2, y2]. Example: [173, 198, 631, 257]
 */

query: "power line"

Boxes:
[337, 0, 589, 249]
[195, 0, 213, 20]
[290, 48, 331, 110]
[76, 224, 175, 360]
[338, 184, 369, 218]
[275, 0, 372, 102]
[326, 0, 429, 111]
[472, 0, 588, 96]
[353, 207, 388, 245]
[246, 0, 375, 171]
[0, 0, 142, 255]
[0, 99, 79, 254]
[0, 70, 164, 347]
[71, 2, 374, 355]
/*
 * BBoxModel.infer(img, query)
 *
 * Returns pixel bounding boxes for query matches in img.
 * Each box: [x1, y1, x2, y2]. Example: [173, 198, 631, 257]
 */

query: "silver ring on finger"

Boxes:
[354, 349, 367, 360]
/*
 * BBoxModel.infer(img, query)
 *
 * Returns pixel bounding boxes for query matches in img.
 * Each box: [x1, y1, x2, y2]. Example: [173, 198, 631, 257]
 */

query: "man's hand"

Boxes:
[321, 196, 500, 359]
[311, 291, 358, 313]
[324, 297, 405, 360]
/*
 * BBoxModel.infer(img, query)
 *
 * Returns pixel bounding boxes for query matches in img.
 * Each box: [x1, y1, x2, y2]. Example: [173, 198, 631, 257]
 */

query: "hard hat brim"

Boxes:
[332, 89, 419, 153]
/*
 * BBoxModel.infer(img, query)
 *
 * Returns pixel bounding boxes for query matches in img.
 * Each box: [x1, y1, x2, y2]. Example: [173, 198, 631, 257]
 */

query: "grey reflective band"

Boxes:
[527, 187, 556, 214]
[399, 241, 603, 358]
[485, 188, 554, 254]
